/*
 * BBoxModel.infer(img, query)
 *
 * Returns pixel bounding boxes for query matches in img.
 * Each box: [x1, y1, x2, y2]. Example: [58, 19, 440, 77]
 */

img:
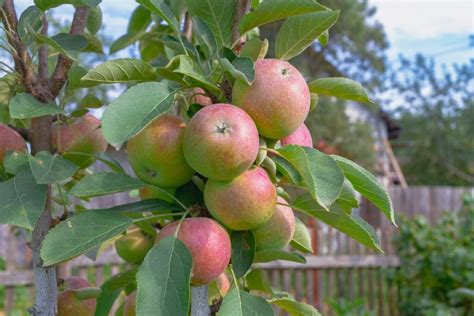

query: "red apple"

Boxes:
[57, 277, 97, 316]
[208, 273, 230, 304]
[191, 88, 212, 106]
[0, 124, 27, 165]
[157, 218, 231, 285]
[183, 103, 259, 180]
[51, 114, 107, 167]
[252, 197, 296, 250]
[233, 59, 310, 139]
[127, 114, 194, 188]
[280, 123, 313, 148]
[204, 167, 276, 231]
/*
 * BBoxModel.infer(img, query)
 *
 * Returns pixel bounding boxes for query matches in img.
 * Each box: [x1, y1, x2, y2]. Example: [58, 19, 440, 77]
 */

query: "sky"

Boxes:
[12, 0, 473, 66]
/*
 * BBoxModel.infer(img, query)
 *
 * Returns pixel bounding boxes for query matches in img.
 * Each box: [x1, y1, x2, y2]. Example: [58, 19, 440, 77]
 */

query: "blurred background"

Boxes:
[0, 0, 473, 315]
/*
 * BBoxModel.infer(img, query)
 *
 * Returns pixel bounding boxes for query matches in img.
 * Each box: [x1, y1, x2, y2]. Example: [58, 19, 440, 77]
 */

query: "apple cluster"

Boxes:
[123, 59, 314, 290]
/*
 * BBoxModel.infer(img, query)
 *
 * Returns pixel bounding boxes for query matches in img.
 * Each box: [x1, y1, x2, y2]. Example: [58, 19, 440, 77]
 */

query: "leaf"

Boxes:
[86, 6, 102, 34]
[292, 193, 382, 251]
[69, 172, 145, 198]
[218, 288, 274, 316]
[17, 6, 43, 44]
[34, 0, 100, 10]
[137, 237, 192, 316]
[186, 0, 235, 47]
[41, 210, 131, 266]
[29, 26, 87, 59]
[28, 151, 77, 184]
[101, 82, 176, 148]
[308, 77, 375, 105]
[79, 93, 103, 109]
[66, 66, 91, 93]
[269, 296, 321, 316]
[9, 93, 62, 119]
[220, 57, 255, 85]
[290, 217, 313, 253]
[109, 32, 145, 54]
[95, 269, 137, 316]
[82, 33, 104, 54]
[240, 37, 269, 61]
[81, 58, 156, 85]
[277, 145, 344, 210]
[137, 0, 180, 34]
[254, 249, 306, 264]
[319, 30, 329, 47]
[0, 168, 47, 230]
[332, 155, 396, 225]
[239, 0, 327, 35]
[231, 231, 255, 278]
[336, 179, 359, 212]
[3, 152, 29, 175]
[271, 155, 302, 185]
[246, 269, 273, 295]
[171, 55, 221, 96]
[275, 10, 338, 60]
[128, 5, 151, 33]
[192, 16, 217, 58]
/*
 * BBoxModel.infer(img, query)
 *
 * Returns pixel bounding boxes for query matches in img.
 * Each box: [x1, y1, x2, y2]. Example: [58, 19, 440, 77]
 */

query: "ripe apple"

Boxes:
[57, 277, 98, 316]
[127, 114, 194, 188]
[204, 167, 276, 231]
[114, 228, 154, 264]
[252, 197, 296, 250]
[0, 124, 27, 165]
[280, 123, 313, 148]
[123, 292, 136, 316]
[157, 218, 231, 285]
[51, 114, 107, 167]
[233, 59, 310, 139]
[191, 88, 212, 106]
[183, 103, 259, 180]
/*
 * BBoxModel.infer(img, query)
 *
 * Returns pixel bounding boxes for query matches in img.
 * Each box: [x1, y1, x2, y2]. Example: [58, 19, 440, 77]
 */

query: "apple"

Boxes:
[232, 59, 310, 139]
[183, 103, 259, 180]
[57, 277, 98, 316]
[280, 123, 313, 148]
[139, 186, 176, 203]
[114, 228, 154, 264]
[157, 218, 231, 285]
[0, 124, 27, 165]
[51, 114, 107, 167]
[191, 88, 212, 106]
[208, 273, 230, 304]
[204, 167, 276, 231]
[252, 197, 296, 250]
[127, 114, 194, 188]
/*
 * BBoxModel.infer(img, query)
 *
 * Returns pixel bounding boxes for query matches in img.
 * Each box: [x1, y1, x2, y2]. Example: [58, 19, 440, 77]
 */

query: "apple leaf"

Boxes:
[9, 93, 62, 119]
[231, 231, 255, 278]
[192, 16, 217, 58]
[240, 37, 269, 61]
[277, 145, 344, 210]
[86, 6, 102, 35]
[217, 288, 274, 316]
[101, 82, 176, 148]
[336, 179, 359, 212]
[239, 0, 327, 35]
[292, 193, 383, 252]
[246, 269, 274, 296]
[269, 294, 321, 316]
[137, 0, 180, 34]
[254, 249, 306, 264]
[28, 151, 77, 184]
[3, 152, 29, 175]
[69, 172, 144, 198]
[137, 237, 193, 316]
[109, 32, 145, 55]
[127, 5, 151, 33]
[81, 58, 156, 85]
[275, 10, 339, 60]
[219, 57, 255, 85]
[290, 217, 313, 253]
[308, 77, 375, 105]
[332, 155, 396, 225]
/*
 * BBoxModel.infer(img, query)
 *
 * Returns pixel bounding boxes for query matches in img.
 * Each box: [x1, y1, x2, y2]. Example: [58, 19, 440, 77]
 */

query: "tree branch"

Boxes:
[231, 0, 251, 50]
[50, 6, 89, 96]
[183, 12, 193, 42]
[38, 15, 49, 80]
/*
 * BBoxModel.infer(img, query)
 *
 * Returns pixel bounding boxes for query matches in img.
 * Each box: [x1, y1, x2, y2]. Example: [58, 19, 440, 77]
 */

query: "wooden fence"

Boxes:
[0, 186, 472, 315]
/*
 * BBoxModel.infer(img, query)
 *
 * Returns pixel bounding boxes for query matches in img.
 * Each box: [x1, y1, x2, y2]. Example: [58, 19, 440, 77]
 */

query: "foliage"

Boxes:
[327, 297, 376, 316]
[391, 195, 474, 316]
[385, 55, 474, 186]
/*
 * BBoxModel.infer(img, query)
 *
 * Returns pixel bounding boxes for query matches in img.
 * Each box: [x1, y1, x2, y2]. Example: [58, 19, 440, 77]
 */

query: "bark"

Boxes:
[191, 285, 210, 316]
[231, 0, 251, 49]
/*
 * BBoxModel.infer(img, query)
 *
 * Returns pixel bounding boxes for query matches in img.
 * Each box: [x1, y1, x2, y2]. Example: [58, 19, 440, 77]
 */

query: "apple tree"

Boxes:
[0, 0, 396, 315]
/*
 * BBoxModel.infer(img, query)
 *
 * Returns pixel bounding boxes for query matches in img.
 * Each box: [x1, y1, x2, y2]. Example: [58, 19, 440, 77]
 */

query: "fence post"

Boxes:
[191, 285, 210, 316]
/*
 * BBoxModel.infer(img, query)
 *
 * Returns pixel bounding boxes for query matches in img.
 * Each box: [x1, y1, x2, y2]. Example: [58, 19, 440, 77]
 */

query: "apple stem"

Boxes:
[229, 266, 240, 291]
[132, 213, 184, 224]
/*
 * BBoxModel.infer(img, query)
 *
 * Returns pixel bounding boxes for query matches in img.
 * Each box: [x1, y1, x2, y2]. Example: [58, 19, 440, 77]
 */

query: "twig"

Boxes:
[183, 12, 193, 42]
[38, 15, 48, 79]
[231, 0, 251, 50]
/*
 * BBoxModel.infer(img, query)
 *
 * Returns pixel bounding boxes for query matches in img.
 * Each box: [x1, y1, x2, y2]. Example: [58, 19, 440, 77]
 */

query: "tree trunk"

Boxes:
[191, 285, 210, 316]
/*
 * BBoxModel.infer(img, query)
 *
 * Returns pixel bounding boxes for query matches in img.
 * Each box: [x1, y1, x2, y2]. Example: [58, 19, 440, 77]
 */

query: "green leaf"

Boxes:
[9, 93, 62, 119]
[269, 295, 321, 316]
[29, 26, 88, 59]
[28, 151, 77, 184]
[109, 32, 145, 54]
[332, 155, 396, 225]
[0, 168, 47, 229]
[218, 288, 274, 316]
[186, 0, 235, 47]
[308, 77, 375, 105]
[18, 6, 43, 44]
[3, 152, 29, 175]
[137, 237, 192, 316]
[86, 6, 102, 34]
[290, 217, 313, 253]
[137, 0, 180, 34]
[254, 249, 306, 264]
[101, 82, 176, 148]
[240, 37, 269, 61]
[336, 179, 359, 212]
[171, 55, 221, 96]
[95, 269, 137, 316]
[231, 231, 255, 278]
[220, 57, 255, 85]
[275, 10, 338, 60]
[319, 30, 329, 47]
[272, 155, 303, 185]
[82, 33, 104, 54]
[277, 145, 344, 210]
[81, 58, 156, 85]
[66, 66, 90, 93]
[192, 16, 218, 58]
[239, 0, 327, 35]
[34, 0, 100, 10]
[41, 210, 131, 266]
[79, 93, 103, 109]
[69, 172, 145, 198]
[246, 269, 273, 295]
[128, 5, 151, 33]
[292, 193, 382, 251]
